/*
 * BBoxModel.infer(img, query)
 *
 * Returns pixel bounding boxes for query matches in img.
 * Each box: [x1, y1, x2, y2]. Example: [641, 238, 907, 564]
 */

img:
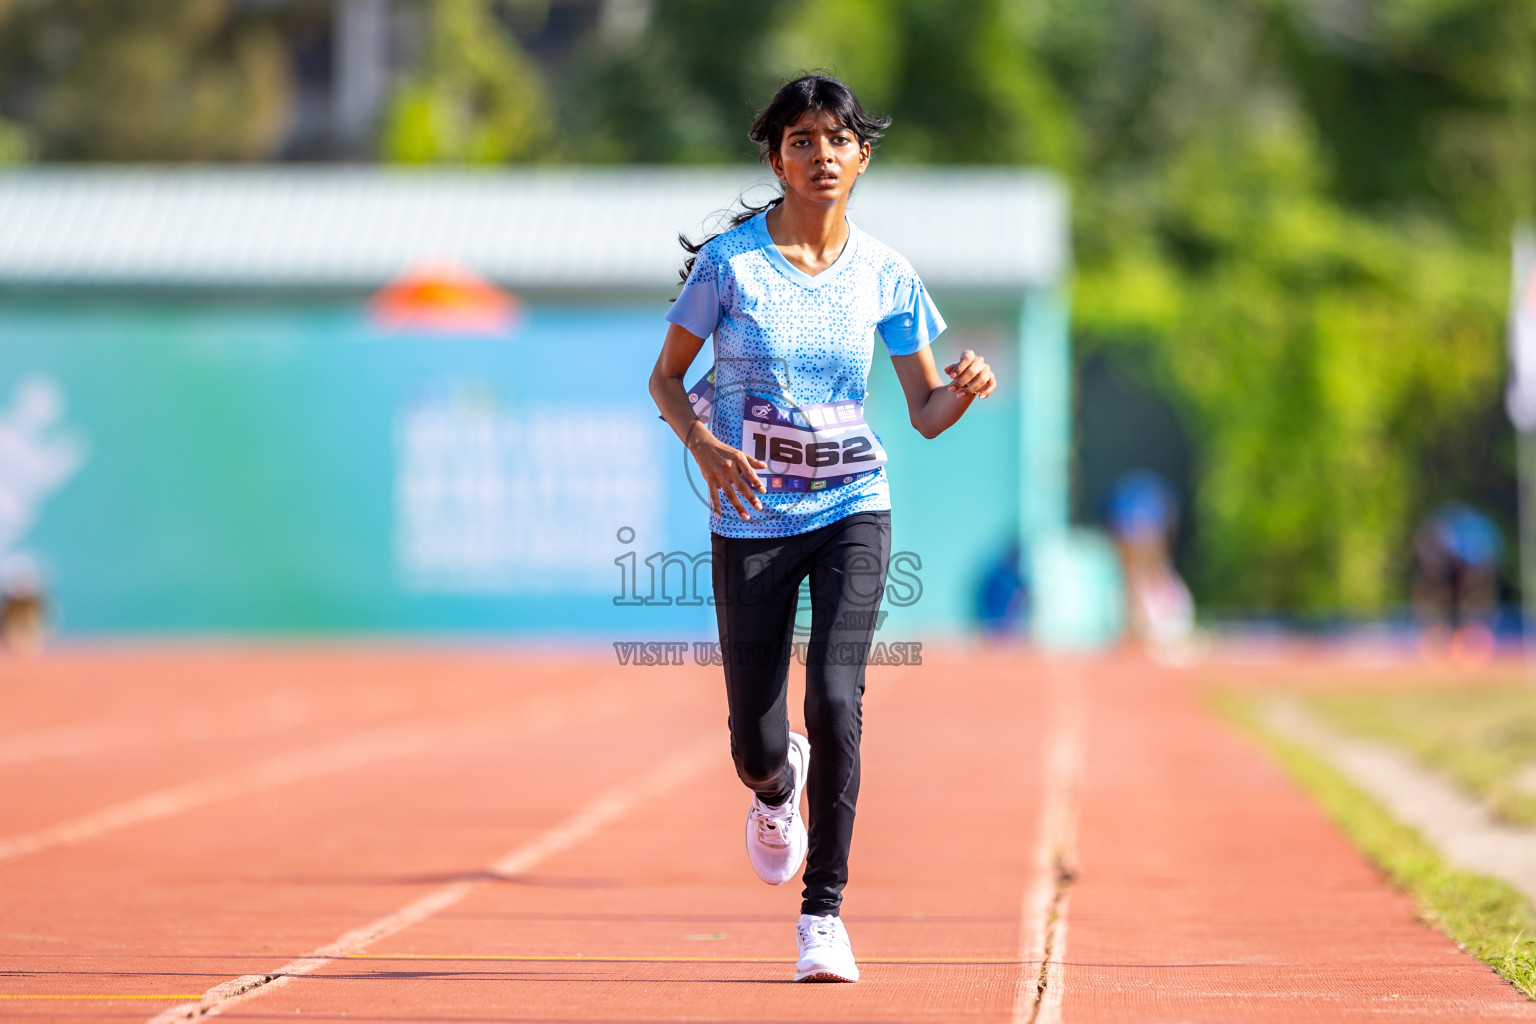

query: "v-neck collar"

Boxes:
[752, 210, 859, 290]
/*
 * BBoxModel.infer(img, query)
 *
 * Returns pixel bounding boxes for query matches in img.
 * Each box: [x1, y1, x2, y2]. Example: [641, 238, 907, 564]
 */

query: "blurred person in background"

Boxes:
[650, 74, 996, 985]
[976, 540, 1025, 637]
[1412, 502, 1503, 665]
[0, 554, 48, 656]
[1106, 470, 1193, 651]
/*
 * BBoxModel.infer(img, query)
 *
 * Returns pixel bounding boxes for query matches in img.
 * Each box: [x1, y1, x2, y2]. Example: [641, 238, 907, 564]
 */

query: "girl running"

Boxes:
[648, 74, 997, 983]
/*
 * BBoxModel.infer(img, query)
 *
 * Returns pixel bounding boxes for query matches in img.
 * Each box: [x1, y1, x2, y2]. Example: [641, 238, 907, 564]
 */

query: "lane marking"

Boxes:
[146, 736, 719, 1023]
[0, 679, 618, 866]
[1015, 664, 1086, 1024]
[0, 695, 316, 770]
[0, 994, 203, 1001]
[343, 953, 1026, 964]
[0, 722, 448, 865]
[0, 720, 154, 769]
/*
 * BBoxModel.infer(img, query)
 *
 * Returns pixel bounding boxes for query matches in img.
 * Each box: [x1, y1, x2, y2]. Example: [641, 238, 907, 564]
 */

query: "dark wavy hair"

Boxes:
[677, 74, 892, 285]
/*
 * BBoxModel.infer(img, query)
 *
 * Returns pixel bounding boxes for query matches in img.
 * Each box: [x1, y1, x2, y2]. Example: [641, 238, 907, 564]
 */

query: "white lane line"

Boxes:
[1016, 664, 1086, 1024]
[0, 696, 317, 770]
[0, 720, 145, 768]
[0, 680, 633, 866]
[145, 735, 719, 1023]
[0, 723, 446, 865]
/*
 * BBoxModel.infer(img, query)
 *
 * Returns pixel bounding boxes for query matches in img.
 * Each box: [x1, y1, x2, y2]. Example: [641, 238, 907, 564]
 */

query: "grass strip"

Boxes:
[1214, 691, 1536, 999]
[1309, 688, 1536, 826]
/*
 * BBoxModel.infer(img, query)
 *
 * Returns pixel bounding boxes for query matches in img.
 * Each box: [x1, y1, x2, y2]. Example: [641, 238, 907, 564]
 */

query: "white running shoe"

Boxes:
[794, 913, 859, 982]
[744, 731, 810, 885]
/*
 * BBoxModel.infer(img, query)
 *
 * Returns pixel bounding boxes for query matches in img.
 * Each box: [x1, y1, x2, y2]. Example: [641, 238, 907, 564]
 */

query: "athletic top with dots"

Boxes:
[666, 209, 945, 539]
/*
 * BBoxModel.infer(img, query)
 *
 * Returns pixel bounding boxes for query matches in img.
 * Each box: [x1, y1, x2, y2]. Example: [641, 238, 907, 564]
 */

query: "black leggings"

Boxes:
[710, 511, 892, 917]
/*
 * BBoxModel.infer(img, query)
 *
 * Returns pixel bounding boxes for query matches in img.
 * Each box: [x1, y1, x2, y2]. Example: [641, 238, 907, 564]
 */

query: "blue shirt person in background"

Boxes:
[1412, 502, 1505, 665]
[647, 74, 997, 984]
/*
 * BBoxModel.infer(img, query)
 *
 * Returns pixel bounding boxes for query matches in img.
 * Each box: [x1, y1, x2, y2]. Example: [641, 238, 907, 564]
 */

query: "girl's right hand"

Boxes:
[688, 423, 767, 520]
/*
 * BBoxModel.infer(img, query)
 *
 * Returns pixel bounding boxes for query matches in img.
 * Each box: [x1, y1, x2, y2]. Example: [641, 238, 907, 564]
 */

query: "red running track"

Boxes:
[0, 645, 1529, 1022]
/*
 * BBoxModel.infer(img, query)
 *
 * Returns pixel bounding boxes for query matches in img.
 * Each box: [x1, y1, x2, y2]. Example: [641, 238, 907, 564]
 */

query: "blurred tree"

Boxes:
[0, 117, 29, 163]
[562, 0, 1072, 166]
[1062, 0, 1529, 614]
[0, 0, 293, 160]
[381, 0, 550, 163]
[771, 0, 1074, 166]
[1279, 0, 1536, 236]
[1076, 120, 1506, 612]
[561, 0, 781, 163]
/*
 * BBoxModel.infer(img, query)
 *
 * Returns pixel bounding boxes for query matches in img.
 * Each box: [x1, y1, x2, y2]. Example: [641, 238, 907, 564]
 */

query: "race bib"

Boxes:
[665, 369, 884, 494]
[742, 395, 886, 493]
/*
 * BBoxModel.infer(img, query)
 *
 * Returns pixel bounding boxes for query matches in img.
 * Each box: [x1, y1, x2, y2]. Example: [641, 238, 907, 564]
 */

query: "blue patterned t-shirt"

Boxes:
[666, 209, 945, 539]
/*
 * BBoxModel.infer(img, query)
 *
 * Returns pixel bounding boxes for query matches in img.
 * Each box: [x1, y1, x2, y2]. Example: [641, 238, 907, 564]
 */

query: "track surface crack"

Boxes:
[1027, 856, 1076, 1024]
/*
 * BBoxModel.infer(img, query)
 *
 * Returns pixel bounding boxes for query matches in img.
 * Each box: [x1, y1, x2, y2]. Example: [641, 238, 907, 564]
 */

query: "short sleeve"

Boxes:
[876, 270, 946, 356]
[665, 247, 723, 339]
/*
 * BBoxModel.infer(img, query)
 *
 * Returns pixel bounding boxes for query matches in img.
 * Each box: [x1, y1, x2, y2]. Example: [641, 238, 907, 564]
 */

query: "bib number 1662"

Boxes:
[751, 432, 878, 467]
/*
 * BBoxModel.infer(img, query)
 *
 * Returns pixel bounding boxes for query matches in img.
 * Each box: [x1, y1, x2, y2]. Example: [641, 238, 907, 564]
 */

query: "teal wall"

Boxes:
[0, 298, 1020, 639]
[864, 313, 1019, 639]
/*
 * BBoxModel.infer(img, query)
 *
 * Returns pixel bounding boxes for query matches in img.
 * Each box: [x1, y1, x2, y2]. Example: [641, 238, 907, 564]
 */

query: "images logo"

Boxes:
[751, 402, 772, 418]
[615, 527, 925, 612]
[810, 480, 826, 490]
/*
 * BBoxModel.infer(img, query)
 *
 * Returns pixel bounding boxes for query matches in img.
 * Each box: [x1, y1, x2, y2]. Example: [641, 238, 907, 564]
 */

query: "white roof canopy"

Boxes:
[0, 167, 1068, 291]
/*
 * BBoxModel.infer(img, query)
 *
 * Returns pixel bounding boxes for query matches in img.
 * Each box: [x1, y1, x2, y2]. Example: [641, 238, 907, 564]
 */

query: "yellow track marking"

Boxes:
[0, 994, 202, 1001]
[344, 953, 1024, 964]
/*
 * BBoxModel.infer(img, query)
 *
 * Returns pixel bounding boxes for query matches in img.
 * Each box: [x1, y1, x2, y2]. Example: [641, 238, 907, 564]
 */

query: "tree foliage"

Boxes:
[0, 0, 293, 161]
[1049, 0, 1531, 614]
[562, 0, 781, 163]
[381, 0, 550, 163]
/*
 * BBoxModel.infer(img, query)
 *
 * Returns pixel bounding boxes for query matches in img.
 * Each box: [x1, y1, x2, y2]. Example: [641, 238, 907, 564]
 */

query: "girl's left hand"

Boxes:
[944, 350, 997, 399]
